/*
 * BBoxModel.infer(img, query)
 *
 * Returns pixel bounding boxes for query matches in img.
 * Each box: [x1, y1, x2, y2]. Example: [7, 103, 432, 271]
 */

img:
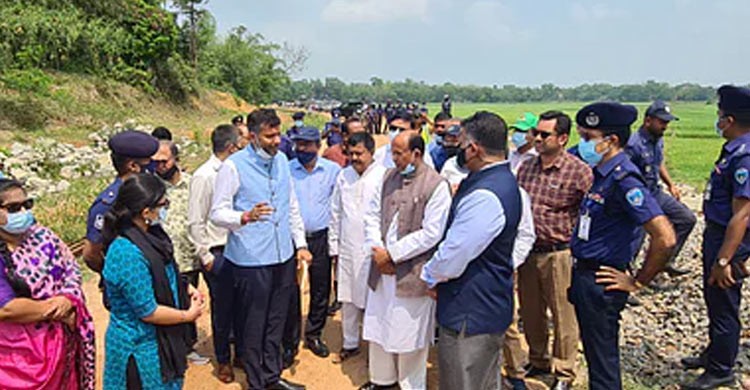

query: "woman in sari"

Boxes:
[0, 178, 96, 390]
[102, 173, 204, 390]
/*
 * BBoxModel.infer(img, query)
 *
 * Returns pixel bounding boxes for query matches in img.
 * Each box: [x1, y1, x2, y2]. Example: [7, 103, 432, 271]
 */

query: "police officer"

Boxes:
[568, 102, 676, 390]
[82, 131, 159, 300]
[280, 111, 306, 160]
[625, 101, 696, 278]
[681, 85, 750, 390]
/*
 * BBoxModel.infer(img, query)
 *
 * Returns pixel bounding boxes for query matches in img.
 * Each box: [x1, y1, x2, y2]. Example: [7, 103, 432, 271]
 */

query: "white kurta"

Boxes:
[328, 163, 387, 309]
[362, 174, 452, 353]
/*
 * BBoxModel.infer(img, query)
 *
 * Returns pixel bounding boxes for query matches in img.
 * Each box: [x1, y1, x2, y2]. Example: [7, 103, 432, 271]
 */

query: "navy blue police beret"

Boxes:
[290, 126, 321, 142]
[576, 102, 638, 131]
[718, 85, 750, 113]
[108, 130, 159, 158]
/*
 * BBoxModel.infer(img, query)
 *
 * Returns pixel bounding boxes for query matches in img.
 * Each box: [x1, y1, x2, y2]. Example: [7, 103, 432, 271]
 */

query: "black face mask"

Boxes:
[159, 165, 179, 181]
[139, 160, 157, 174]
[444, 146, 460, 158]
[457, 146, 468, 168]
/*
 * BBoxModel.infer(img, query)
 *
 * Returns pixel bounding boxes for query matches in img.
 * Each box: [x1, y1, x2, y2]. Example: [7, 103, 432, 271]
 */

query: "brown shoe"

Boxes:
[217, 363, 235, 384]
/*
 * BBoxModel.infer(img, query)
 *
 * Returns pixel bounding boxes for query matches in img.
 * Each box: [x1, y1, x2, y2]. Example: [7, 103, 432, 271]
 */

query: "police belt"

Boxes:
[573, 257, 628, 272]
[306, 228, 328, 240]
[531, 242, 569, 254]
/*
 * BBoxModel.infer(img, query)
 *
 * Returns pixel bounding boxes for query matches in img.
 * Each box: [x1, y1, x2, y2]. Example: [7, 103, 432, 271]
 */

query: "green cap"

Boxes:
[510, 112, 539, 132]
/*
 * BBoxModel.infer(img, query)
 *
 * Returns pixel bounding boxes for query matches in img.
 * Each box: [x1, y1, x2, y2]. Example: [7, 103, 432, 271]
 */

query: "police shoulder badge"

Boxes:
[626, 188, 644, 207]
[585, 112, 600, 127]
[735, 168, 749, 185]
[94, 214, 104, 230]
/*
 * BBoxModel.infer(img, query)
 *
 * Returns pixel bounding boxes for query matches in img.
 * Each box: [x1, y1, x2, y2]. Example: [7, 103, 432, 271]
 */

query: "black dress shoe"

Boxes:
[304, 338, 330, 358]
[524, 363, 551, 378]
[681, 354, 707, 370]
[282, 348, 297, 369]
[334, 347, 360, 364]
[681, 372, 735, 390]
[358, 382, 398, 390]
[266, 378, 306, 390]
[551, 380, 573, 390]
[328, 300, 342, 316]
[666, 265, 691, 277]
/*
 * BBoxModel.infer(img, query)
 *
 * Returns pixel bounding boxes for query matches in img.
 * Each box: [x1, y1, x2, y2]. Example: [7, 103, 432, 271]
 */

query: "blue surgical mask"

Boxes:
[715, 120, 725, 137]
[435, 135, 444, 146]
[511, 132, 528, 148]
[294, 120, 304, 128]
[158, 207, 168, 224]
[578, 139, 606, 166]
[0, 171, 4, 179]
[139, 160, 157, 174]
[400, 163, 416, 177]
[2, 210, 35, 234]
[296, 151, 317, 166]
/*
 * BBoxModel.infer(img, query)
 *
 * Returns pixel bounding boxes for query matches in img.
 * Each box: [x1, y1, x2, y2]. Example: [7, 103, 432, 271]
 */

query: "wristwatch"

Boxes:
[717, 257, 730, 267]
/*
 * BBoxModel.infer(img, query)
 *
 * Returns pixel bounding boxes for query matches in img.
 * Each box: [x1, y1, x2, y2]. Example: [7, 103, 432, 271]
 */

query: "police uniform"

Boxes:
[625, 101, 696, 268]
[568, 103, 664, 390]
[692, 85, 750, 385]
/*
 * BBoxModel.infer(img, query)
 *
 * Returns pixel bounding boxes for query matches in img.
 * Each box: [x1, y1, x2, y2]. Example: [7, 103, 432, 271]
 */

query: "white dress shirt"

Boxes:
[187, 154, 229, 266]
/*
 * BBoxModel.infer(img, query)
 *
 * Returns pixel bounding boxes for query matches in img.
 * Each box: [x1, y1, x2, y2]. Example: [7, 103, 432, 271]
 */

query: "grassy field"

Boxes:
[427, 102, 722, 189]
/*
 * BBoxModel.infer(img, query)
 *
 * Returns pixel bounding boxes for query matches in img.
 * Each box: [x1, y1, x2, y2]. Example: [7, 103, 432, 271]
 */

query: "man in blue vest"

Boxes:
[421, 111, 521, 390]
[681, 86, 750, 390]
[569, 102, 676, 389]
[211, 108, 312, 390]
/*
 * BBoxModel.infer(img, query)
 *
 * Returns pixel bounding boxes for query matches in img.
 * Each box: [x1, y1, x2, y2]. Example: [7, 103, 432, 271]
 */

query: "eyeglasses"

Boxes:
[0, 199, 34, 213]
[531, 128, 555, 139]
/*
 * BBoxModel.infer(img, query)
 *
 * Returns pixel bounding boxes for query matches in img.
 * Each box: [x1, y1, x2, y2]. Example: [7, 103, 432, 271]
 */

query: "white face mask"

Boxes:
[254, 142, 273, 160]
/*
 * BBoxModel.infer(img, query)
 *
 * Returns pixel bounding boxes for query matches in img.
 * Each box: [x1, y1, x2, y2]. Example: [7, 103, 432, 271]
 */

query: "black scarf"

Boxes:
[122, 225, 190, 383]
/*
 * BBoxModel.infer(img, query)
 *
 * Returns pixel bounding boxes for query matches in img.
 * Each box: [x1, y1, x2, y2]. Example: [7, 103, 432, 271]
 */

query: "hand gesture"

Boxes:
[708, 263, 736, 289]
[241, 202, 274, 224]
[595, 266, 639, 293]
[44, 296, 73, 321]
[669, 184, 681, 201]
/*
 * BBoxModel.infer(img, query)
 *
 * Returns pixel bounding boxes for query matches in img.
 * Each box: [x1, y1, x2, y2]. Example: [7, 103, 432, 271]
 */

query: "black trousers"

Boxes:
[282, 231, 332, 352]
[231, 257, 296, 390]
[181, 269, 201, 347]
[203, 246, 243, 364]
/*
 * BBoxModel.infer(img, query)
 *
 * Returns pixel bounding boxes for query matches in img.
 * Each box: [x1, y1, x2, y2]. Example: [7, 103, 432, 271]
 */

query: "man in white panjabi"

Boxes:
[360, 131, 451, 390]
[328, 132, 386, 362]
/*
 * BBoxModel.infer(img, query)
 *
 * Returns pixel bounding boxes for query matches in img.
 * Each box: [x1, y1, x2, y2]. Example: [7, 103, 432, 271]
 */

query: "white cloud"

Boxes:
[463, 1, 526, 45]
[570, 2, 628, 22]
[321, 0, 430, 23]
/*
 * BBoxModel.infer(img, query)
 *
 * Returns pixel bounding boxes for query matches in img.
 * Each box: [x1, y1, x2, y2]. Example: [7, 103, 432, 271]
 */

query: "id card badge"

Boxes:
[578, 212, 591, 241]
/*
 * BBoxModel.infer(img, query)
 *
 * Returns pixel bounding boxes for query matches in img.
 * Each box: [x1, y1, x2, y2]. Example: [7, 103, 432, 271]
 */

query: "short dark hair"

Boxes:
[161, 140, 180, 160]
[434, 112, 451, 123]
[111, 153, 135, 175]
[343, 116, 362, 134]
[212, 124, 239, 154]
[602, 127, 631, 147]
[462, 111, 508, 156]
[407, 133, 425, 155]
[347, 132, 375, 154]
[231, 115, 244, 125]
[539, 110, 572, 136]
[247, 108, 281, 134]
[102, 174, 166, 247]
[389, 109, 416, 129]
[725, 111, 750, 128]
[152, 126, 172, 141]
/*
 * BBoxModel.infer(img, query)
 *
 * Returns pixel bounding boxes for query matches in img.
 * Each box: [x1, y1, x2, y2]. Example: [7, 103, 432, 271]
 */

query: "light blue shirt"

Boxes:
[290, 157, 341, 233]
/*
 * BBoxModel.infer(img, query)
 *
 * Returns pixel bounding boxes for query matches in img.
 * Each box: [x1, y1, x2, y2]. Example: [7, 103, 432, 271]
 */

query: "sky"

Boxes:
[206, 0, 750, 87]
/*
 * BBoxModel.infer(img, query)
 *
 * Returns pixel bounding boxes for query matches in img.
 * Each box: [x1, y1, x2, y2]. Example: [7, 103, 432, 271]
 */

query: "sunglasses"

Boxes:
[389, 125, 408, 133]
[531, 128, 555, 139]
[1, 198, 34, 213]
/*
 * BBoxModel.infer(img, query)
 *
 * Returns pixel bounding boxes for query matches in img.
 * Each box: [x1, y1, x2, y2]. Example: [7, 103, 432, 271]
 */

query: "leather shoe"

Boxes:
[551, 380, 573, 390]
[681, 354, 707, 370]
[681, 372, 735, 390]
[358, 382, 398, 390]
[282, 348, 297, 369]
[266, 378, 306, 390]
[216, 363, 234, 383]
[666, 265, 691, 277]
[328, 300, 342, 316]
[304, 338, 330, 358]
[333, 347, 360, 364]
[524, 364, 551, 378]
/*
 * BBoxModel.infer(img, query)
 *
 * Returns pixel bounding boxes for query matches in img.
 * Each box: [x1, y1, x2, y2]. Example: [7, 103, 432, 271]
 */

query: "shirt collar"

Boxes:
[725, 132, 750, 153]
[595, 151, 628, 177]
[537, 151, 566, 170]
[209, 154, 223, 171]
[291, 157, 323, 173]
[480, 160, 510, 171]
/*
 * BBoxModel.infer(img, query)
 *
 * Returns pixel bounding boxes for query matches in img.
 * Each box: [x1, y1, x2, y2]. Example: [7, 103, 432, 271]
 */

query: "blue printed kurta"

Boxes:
[103, 237, 182, 390]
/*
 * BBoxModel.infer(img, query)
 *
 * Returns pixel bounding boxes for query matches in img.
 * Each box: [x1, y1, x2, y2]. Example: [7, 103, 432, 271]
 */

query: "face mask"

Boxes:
[716, 120, 726, 137]
[388, 129, 399, 142]
[2, 210, 35, 234]
[578, 139, 607, 166]
[457, 146, 468, 168]
[158, 165, 179, 181]
[139, 161, 157, 174]
[254, 142, 273, 161]
[294, 120, 304, 128]
[0, 171, 4, 179]
[444, 146, 460, 158]
[158, 207, 168, 224]
[400, 163, 416, 177]
[297, 151, 317, 166]
[511, 132, 528, 148]
[435, 135, 444, 146]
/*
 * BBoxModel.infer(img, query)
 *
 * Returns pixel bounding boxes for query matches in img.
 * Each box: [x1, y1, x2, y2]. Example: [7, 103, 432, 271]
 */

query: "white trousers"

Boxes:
[342, 302, 363, 350]
[369, 341, 428, 390]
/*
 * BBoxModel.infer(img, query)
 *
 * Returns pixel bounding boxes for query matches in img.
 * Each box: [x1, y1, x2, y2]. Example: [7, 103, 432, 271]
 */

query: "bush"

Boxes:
[0, 69, 52, 95]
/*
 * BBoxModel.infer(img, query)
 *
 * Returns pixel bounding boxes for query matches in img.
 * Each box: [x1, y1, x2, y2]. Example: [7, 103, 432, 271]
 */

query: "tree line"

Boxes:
[275, 78, 726, 104]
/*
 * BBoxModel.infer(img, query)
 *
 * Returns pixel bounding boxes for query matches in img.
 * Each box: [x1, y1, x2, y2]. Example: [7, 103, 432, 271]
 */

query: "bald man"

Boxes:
[360, 131, 452, 390]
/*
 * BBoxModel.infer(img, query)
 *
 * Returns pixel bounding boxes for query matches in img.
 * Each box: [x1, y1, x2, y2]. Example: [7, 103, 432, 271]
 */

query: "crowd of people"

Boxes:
[1, 85, 750, 390]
